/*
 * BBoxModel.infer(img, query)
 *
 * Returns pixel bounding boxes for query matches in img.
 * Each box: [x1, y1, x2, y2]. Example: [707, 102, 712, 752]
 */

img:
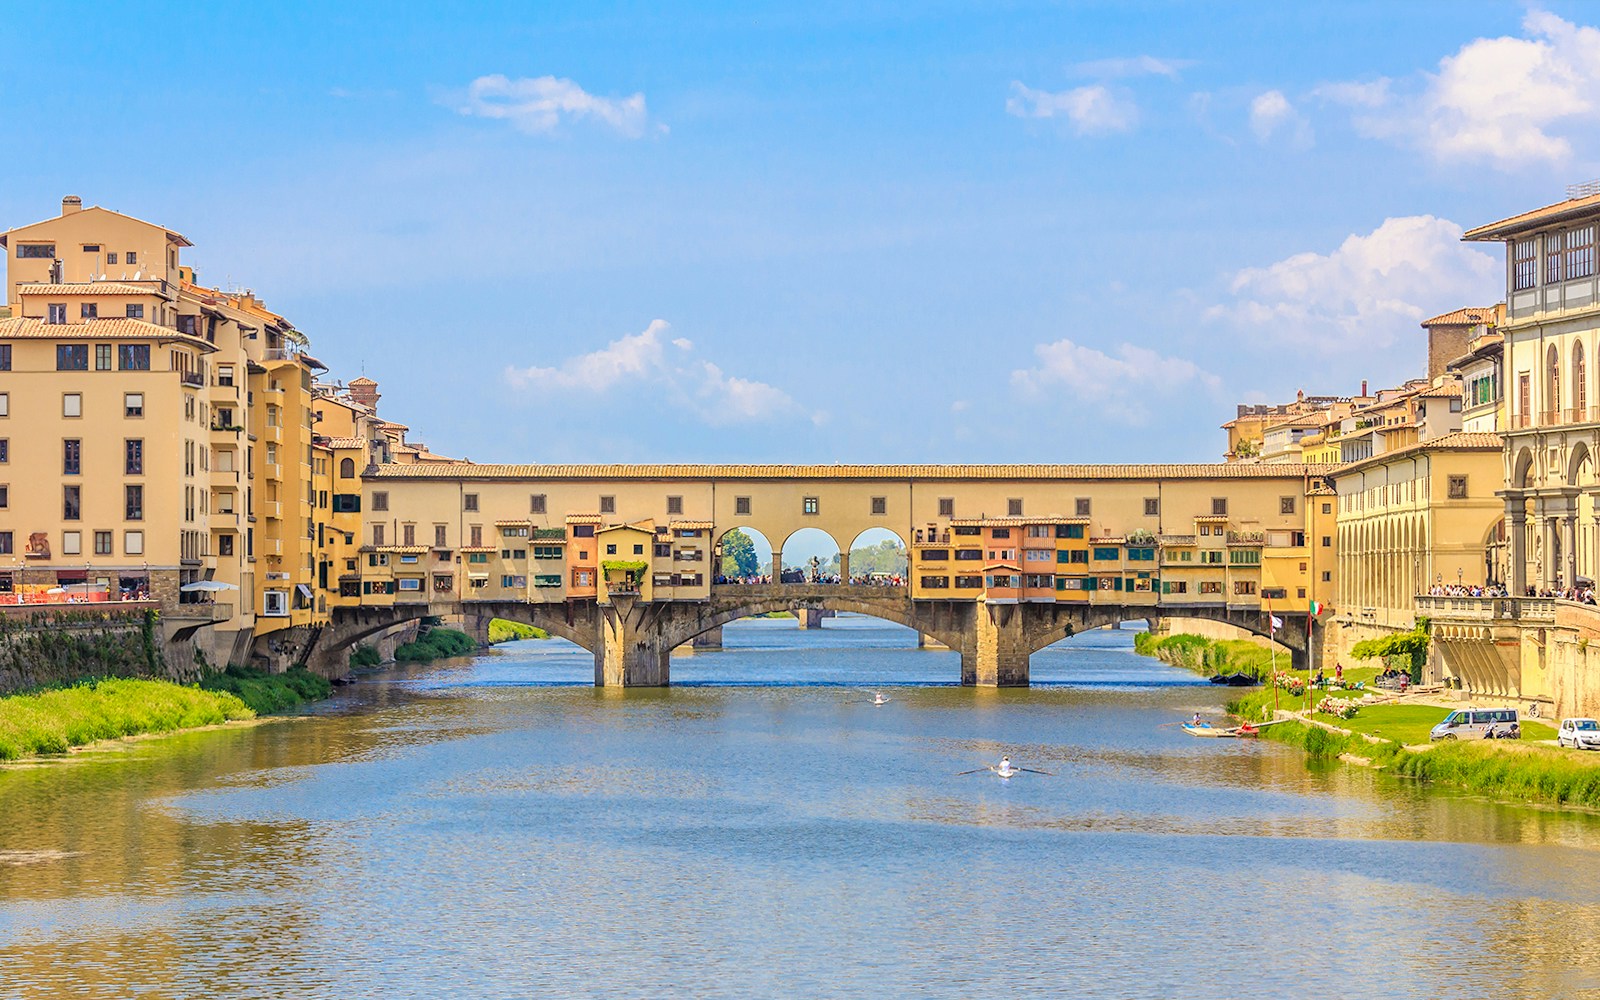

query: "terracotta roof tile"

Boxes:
[320, 436, 366, 450]
[1464, 193, 1600, 241]
[1333, 431, 1504, 477]
[366, 462, 1340, 482]
[15, 281, 168, 296]
[1421, 306, 1498, 327]
[0, 316, 215, 350]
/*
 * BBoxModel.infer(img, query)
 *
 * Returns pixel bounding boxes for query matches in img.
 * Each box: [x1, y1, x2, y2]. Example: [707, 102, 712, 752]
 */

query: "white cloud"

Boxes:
[1073, 55, 1194, 79]
[1311, 78, 1391, 108]
[1249, 90, 1313, 147]
[1006, 82, 1139, 135]
[1205, 215, 1499, 353]
[1011, 339, 1221, 424]
[453, 74, 657, 137]
[1327, 10, 1600, 170]
[505, 320, 811, 425]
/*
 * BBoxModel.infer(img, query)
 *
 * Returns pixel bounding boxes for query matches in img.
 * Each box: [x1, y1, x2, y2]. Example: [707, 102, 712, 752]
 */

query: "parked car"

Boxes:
[1429, 708, 1521, 741]
[1557, 717, 1600, 750]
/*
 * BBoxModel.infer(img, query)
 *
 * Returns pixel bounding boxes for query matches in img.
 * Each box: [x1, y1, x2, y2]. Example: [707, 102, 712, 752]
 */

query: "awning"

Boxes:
[296, 584, 314, 600]
[181, 580, 239, 593]
[467, 573, 490, 581]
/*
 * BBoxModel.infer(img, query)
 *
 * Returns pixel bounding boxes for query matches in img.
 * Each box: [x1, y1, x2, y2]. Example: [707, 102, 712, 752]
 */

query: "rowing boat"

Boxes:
[1182, 724, 1237, 738]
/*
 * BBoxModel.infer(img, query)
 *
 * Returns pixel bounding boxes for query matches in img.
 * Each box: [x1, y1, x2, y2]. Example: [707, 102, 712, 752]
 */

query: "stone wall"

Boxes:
[0, 610, 159, 694]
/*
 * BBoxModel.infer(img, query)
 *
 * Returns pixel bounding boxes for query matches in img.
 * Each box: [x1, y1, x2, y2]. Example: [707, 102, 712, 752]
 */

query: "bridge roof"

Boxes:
[365, 462, 1339, 482]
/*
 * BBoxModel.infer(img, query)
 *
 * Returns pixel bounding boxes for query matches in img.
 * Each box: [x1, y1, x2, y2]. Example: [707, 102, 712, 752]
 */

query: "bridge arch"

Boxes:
[779, 527, 843, 582]
[843, 527, 908, 583]
[654, 587, 969, 653]
[714, 525, 774, 582]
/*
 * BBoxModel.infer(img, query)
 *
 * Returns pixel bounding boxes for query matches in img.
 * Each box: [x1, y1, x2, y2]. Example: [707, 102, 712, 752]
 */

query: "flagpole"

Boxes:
[1269, 598, 1279, 718]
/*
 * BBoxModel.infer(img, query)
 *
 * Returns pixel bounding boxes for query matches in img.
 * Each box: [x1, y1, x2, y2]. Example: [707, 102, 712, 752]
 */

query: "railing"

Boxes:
[1413, 594, 1556, 623]
[1158, 535, 1196, 546]
[913, 531, 952, 544]
[179, 371, 204, 387]
[166, 602, 233, 622]
[1226, 531, 1265, 545]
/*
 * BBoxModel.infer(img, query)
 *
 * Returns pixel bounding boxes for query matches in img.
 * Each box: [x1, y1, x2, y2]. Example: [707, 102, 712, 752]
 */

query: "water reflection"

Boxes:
[1, 619, 1599, 997]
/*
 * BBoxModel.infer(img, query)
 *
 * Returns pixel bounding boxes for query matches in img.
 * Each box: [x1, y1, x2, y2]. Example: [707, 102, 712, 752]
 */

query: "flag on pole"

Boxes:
[1270, 615, 1284, 632]
[1309, 599, 1326, 616]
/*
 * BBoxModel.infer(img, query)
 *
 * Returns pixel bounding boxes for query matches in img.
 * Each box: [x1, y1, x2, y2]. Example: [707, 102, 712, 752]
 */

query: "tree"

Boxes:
[1350, 619, 1430, 681]
[721, 529, 759, 578]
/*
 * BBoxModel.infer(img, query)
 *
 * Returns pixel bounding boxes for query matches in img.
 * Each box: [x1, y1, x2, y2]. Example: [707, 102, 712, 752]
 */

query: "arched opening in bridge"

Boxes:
[780, 528, 842, 584]
[843, 528, 908, 584]
[714, 526, 775, 583]
[1031, 615, 1293, 684]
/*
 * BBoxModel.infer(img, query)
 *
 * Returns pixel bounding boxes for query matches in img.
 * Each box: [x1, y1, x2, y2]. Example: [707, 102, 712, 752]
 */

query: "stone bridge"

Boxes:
[308, 584, 1314, 687]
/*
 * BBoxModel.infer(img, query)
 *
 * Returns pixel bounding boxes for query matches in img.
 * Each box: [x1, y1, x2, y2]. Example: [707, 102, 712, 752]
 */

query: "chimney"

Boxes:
[61, 195, 82, 216]
[348, 378, 381, 412]
[1361, 379, 1368, 396]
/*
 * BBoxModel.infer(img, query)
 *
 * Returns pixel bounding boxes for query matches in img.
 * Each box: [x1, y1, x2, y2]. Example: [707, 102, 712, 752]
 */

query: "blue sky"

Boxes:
[4, 1, 1598, 463]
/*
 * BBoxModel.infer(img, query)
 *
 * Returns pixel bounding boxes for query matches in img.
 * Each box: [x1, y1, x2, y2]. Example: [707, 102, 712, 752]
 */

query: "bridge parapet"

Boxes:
[1415, 595, 1556, 624]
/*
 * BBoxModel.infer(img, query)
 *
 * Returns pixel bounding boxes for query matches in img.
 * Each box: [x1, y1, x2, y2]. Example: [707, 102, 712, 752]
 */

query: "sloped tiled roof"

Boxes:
[1464, 193, 1600, 241]
[1333, 432, 1504, 477]
[1421, 306, 1497, 327]
[320, 436, 366, 450]
[366, 463, 1341, 482]
[0, 316, 214, 350]
[15, 281, 166, 296]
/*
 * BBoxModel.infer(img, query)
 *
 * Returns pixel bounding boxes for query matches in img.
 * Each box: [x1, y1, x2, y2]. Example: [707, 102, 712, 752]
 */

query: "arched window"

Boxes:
[339, 457, 355, 478]
[1548, 344, 1562, 421]
[1575, 341, 1588, 420]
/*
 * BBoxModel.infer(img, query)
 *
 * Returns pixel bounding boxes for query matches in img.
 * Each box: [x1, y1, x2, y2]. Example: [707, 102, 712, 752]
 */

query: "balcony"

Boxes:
[179, 371, 204, 387]
[165, 602, 234, 623]
[264, 501, 282, 519]
[264, 463, 282, 481]
[914, 530, 952, 545]
[1225, 531, 1265, 545]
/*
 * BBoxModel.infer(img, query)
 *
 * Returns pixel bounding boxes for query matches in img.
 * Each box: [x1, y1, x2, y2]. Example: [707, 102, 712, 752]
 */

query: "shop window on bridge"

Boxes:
[501, 575, 527, 588]
[955, 548, 982, 561]
[1024, 548, 1052, 561]
[1201, 551, 1222, 564]
[1093, 547, 1120, 561]
[571, 525, 595, 538]
[340, 581, 361, 598]
[398, 578, 422, 592]
[1057, 524, 1085, 539]
[654, 573, 673, 587]
[921, 549, 949, 561]
[955, 575, 983, 589]
[991, 528, 1010, 539]
[468, 553, 489, 564]
[1261, 587, 1288, 600]
[1162, 580, 1188, 594]
[433, 575, 453, 592]
[1127, 547, 1155, 561]
[1058, 550, 1088, 564]
[954, 525, 981, 536]
[1132, 578, 1153, 592]
[534, 574, 562, 588]
[368, 553, 388, 567]
[985, 574, 1015, 588]
[1234, 581, 1257, 596]
[399, 554, 419, 565]
[1022, 574, 1053, 588]
[921, 575, 950, 589]
[1056, 577, 1090, 591]
[1199, 581, 1223, 594]
[1229, 550, 1260, 566]
[363, 580, 396, 595]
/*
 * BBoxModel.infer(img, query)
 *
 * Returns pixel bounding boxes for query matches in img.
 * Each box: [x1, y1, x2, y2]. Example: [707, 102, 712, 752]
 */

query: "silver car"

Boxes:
[1558, 717, 1600, 750]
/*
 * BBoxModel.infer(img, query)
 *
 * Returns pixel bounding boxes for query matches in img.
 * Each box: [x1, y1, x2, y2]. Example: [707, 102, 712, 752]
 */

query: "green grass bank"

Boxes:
[395, 627, 478, 663]
[1141, 631, 1591, 810]
[489, 619, 549, 643]
[198, 665, 333, 715]
[0, 678, 254, 761]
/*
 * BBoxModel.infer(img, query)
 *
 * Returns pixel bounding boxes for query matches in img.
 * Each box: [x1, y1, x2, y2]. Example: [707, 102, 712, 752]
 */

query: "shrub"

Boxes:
[349, 645, 382, 668]
[198, 664, 332, 715]
[394, 627, 478, 663]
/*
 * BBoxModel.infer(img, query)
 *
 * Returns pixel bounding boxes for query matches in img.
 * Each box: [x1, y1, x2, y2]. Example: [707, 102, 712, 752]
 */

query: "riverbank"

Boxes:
[198, 665, 333, 714]
[0, 678, 254, 761]
[1142, 632, 1597, 810]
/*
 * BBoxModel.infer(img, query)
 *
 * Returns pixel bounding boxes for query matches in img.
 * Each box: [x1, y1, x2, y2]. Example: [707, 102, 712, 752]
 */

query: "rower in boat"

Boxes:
[956, 756, 1055, 777]
[871, 691, 890, 706]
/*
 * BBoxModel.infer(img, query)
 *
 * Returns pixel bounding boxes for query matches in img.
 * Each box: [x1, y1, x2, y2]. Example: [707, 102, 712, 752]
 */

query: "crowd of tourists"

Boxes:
[1427, 582, 1509, 598]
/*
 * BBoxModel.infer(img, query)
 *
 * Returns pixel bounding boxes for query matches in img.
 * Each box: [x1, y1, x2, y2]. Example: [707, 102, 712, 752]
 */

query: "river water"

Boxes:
[3, 618, 1600, 999]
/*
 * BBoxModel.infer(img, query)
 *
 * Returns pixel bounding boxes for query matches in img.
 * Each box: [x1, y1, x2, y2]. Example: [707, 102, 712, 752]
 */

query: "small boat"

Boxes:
[1182, 723, 1237, 738]
[1208, 672, 1260, 687]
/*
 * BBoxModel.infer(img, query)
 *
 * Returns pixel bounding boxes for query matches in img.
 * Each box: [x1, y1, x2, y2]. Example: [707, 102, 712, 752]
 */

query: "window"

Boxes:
[598, 495, 615, 514]
[1322, 502, 1332, 515]
[471, 525, 484, 546]
[1280, 496, 1296, 515]
[531, 494, 547, 514]
[57, 344, 88, 370]
[1234, 581, 1257, 596]
[372, 491, 389, 511]
[0, 345, 8, 371]
[94, 530, 113, 555]
[106, 252, 117, 265]
[633, 544, 645, 555]
[62, 531, 81, 555]
[1060, 524, 1085, 539]
[82, 244, 100, 253]
[803, 497, 819, 515]
[606, 543, 618, 555]
[459, 493, 478, 511]
[1075, 498, 1091, 517]
[1514, 238, 1537, 290]
[333, 494, 360, 513]
[118, 344, 150, 370]
[1211, 498, 1228, 516]
[125, 251, 137, 265]
[125, 439, 143, 475]
[1007, 498, 1023, 516]
[0, 439, 6, 462]
[1143, 498, 1159, 516]
[1322, 571, 1332, 582]
[667, 495, 684, 515]
[1322, 535, 1332, 547]
[1093, 547, 1120, 561]
[126, 304, 144, 320]
[735, 496, 751, 516]
[47, 304, 67, 324]
[955, 574, 983, 589]
[1549, 231, 1568, 284]
[1548, 344, 1561, 415]
[218, 535, 234, 556]
[125, 485, 143, 521]
[938, 497, 954, 517]
[872, 496, 888, 515]
[403, 524, 416, 546]
[1448, 475, 1468, 499]
[61, 438, 82, 475]
[80, 303, 97, 319]
[63, 393, 82, 418]
[1127, 547, 1155, 561]
[920, 576, 950, 589]
[955, 548, 983, 561]
[372, 524, 386, 546]
[435, 525, 448, 547]
[63, 486, 80, 520]
[17, 243, 55, 258]
[124, 393, 143, 418]
[0, 394, 8, 417]
[1569, 226, 1596, 280]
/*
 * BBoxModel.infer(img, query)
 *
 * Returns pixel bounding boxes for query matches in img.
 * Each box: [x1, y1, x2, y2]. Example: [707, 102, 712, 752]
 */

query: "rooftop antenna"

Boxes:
[1568, 179, 1600, 199]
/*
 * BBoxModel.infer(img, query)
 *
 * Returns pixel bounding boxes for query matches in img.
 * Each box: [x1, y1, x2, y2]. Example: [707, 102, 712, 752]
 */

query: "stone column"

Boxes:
[1564, 511, 1580, 587]
[691, 625, 723, 649]
[1506, 497, 1527, 594]
[796, 608, 833, 629]
[962, 603, 1029, 687]
[838, 552, 850, 581]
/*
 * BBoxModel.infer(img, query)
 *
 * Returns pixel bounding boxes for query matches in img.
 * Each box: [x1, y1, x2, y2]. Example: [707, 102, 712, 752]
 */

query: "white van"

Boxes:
[1430, 708, 1520, 741]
